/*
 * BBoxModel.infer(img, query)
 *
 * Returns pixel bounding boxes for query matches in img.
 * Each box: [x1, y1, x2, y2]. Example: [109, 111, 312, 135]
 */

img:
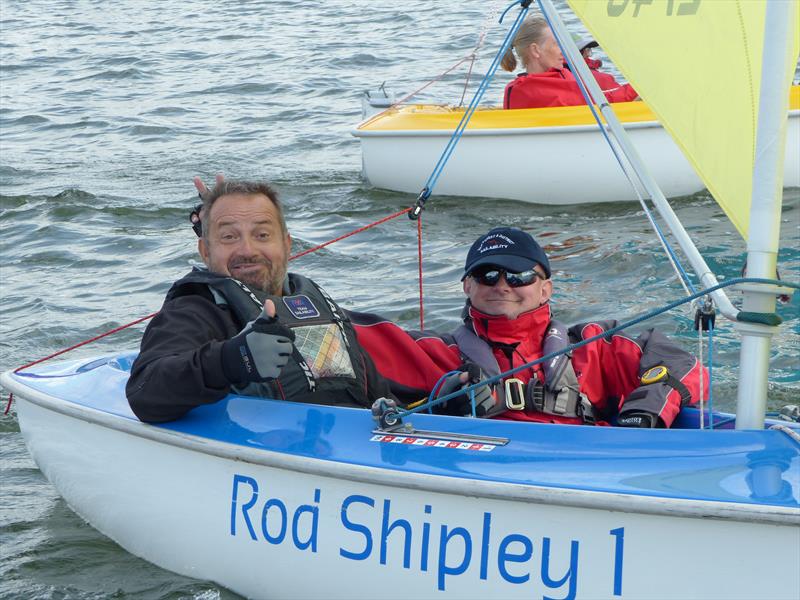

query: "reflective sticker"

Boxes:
[292, 323, 355, 378]
[369, 434, 498, 452]
[283, 295, 320, 319]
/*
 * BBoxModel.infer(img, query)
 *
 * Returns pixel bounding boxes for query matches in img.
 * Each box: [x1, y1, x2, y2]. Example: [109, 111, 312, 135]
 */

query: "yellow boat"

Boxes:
[352, 86, 800, 204]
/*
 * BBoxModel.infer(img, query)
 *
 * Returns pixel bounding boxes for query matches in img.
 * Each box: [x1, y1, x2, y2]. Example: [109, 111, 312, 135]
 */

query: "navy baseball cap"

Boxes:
[462, 227, 551, 280]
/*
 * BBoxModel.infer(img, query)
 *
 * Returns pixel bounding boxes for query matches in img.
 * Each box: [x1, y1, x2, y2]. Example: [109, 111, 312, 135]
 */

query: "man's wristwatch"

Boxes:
[640, 365, 692, 405]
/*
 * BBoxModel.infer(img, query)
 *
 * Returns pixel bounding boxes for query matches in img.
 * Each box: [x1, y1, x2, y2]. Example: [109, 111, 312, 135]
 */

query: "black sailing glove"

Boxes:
[617, 383, 668, 428]
[617, 411, 661, 428]
[221, 311, 296, 385]
[433, 364, 494, 417]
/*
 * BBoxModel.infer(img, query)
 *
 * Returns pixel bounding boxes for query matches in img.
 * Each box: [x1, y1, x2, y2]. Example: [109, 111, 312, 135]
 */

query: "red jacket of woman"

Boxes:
[503, 66, 638, 109]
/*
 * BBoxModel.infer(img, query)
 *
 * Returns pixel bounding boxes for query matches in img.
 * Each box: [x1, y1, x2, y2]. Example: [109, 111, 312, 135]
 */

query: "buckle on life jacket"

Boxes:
[527, 379, 545, 413]
[577, 396, 597, 425]
[504, 378, 526, 410]
[524, 372, 598, 425]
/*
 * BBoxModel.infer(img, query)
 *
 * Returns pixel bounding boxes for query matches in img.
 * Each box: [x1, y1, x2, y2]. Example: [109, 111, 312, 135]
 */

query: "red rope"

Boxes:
[393, 56, 472, 107]
[458, 53, 478, 106]
[3, 312, 157, 415]
[15, 312, 158, 374]
[3, 207, 419, 414]
[417, 214, 424, 331]
[290, 207, 411, 261]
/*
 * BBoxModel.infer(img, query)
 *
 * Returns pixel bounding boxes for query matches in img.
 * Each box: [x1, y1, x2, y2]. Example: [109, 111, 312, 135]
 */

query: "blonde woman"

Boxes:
[501, 17, 637, 109]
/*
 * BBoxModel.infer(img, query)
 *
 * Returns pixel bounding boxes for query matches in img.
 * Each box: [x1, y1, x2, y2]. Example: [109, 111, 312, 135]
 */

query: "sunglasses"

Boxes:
[469, 266, 543, 288]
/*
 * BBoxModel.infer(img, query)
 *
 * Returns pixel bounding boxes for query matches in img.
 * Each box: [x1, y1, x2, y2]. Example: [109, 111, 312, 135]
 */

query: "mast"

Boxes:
[734, 0, 795, 429]
[537, 0, 739, 320]
[540, 0, 797, 428]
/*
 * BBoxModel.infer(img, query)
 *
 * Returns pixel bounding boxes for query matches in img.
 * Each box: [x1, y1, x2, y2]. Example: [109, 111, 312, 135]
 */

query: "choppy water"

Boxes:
[1, 1, 798, 598]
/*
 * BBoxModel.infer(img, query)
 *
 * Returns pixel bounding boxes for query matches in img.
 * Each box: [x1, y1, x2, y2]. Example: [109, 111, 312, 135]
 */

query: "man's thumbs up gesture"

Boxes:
[221, 300, 296, 384]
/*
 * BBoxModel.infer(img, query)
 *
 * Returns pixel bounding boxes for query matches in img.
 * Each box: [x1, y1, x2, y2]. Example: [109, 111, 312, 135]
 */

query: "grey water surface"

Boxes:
[1, 1, 798, 598]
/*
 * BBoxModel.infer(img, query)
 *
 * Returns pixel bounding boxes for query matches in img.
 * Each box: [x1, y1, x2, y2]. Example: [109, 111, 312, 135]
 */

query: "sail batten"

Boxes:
[567, 0, 800, 238]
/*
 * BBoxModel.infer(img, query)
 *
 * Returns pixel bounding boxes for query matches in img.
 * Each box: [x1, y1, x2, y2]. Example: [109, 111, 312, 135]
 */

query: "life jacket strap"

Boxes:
[507, 359, 596, 424]
[453, 319, 597, 424]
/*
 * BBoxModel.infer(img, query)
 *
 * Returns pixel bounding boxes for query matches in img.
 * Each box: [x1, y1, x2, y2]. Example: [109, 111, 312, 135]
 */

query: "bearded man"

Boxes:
[126, 180, 392, 423]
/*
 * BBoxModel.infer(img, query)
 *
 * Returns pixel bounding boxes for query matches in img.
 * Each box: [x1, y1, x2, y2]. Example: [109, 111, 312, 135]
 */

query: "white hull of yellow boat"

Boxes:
[353, 91, 800, 204]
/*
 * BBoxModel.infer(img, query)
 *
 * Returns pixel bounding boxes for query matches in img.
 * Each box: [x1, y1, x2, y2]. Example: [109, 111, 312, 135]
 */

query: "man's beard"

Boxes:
[229, 256, 287, 295]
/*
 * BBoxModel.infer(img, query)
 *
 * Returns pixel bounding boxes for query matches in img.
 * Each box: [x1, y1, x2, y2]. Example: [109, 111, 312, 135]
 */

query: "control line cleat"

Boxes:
[371, 397, 403, 430]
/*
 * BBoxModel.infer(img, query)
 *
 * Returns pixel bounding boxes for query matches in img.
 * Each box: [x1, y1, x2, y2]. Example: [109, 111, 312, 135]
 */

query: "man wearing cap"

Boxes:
[353, 227, 706, 428]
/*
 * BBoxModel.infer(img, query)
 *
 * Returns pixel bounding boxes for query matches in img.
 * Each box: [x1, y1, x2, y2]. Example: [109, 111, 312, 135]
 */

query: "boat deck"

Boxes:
[355, 85, 800, 133]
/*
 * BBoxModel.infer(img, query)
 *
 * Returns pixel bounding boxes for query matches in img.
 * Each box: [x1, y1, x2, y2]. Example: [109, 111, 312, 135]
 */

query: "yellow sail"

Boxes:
[566, 0, 800, 238]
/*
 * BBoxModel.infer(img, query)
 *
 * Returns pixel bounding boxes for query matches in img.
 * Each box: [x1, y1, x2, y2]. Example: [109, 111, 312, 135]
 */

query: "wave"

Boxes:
[71, 68, 155, 82]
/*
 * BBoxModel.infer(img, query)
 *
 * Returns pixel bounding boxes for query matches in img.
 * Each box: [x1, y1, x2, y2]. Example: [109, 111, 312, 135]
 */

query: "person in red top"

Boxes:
[500, 16, 638, 109]
[567, 35, 630, 93]
[353, 227, 707, 428]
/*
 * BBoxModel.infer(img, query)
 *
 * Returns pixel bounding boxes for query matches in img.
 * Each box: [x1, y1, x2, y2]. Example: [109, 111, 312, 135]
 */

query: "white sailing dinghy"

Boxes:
[353, 25, 800, 206]
[2, 1, 799, 599]
[353, 89, 800, 205]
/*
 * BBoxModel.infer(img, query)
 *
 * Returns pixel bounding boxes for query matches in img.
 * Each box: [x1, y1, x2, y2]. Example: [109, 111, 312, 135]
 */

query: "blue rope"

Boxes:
[420, 370, 483, 418]
[407, 0, 698, 299]
[707, 323, 715, 429]
[535, 0, 697, 294]
[499, 0, 530, 23]
[425, 370, 461, 414]
[411, 0, 529, 216]
[394, 277, 796, 418]
[470, 386, 477, 416]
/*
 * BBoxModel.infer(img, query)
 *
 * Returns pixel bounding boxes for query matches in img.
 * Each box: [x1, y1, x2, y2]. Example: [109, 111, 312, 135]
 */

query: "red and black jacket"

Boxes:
[352, 303, 707, 427]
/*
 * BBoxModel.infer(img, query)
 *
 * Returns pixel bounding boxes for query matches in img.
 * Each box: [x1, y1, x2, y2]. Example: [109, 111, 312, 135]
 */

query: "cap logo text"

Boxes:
[478, 234, 515, 254]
